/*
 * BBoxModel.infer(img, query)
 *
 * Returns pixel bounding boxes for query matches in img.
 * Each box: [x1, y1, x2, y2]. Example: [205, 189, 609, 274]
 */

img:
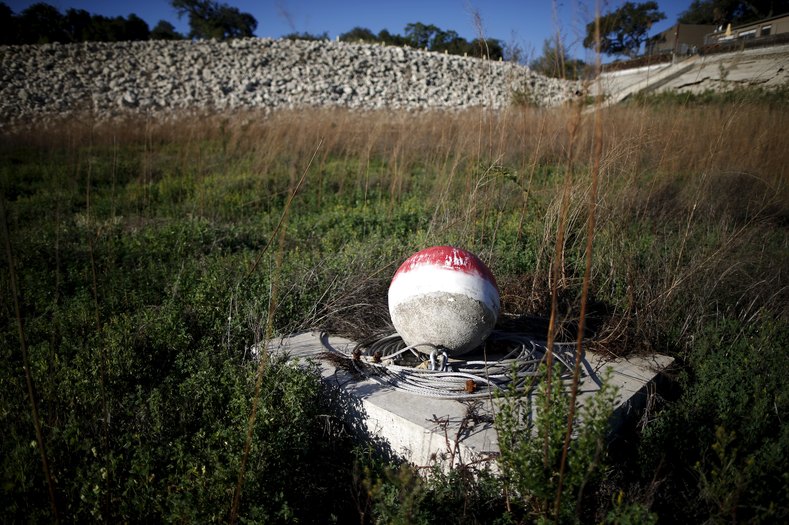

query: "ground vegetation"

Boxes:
[1, 88, 787, 522]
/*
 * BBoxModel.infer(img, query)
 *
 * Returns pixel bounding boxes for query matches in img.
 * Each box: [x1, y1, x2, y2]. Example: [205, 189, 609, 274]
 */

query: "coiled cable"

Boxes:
[320, 330, 598, 400]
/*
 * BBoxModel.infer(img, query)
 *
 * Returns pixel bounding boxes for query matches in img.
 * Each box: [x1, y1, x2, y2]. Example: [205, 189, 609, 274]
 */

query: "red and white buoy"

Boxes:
[388, 246, 500, 356]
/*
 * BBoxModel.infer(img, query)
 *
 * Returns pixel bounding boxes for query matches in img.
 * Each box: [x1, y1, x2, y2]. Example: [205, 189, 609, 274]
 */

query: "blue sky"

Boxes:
[5, 1, 695, 59]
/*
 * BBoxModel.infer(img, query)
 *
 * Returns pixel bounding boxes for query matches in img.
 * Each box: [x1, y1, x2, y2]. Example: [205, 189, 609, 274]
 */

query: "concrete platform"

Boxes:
[269, 332, 674, 469]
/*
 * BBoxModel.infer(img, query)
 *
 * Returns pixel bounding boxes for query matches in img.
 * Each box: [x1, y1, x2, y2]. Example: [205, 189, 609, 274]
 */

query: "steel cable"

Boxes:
[320, 331, 594, 400]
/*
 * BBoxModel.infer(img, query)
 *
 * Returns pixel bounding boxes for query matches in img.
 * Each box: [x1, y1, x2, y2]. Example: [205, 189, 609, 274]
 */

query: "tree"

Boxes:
[339, 26, 378, 43]
[63, 8, 93, 42]
[679, 0, 789, 26]
[377, 28, 407, 46]
[2, 2, 172, 44]
[430, 28, 462, 53]
[282, 31, 328, 41]
[171, 0, 257, 40]
[440, 33, 471, 55]
[0, 2, 16, 44]
[583, 1, 666, 58]
[530, 38, 587, 79]
[503, 34, 526, 64]
[678, 0, 726, 24]
[151, 20, 184, 40]
[474, 37, 504, 60]
[123, 13, 151, 41]
[65, 12, 150, 42]
[404, 22, 441, 49]
[18, 2, 67, 44]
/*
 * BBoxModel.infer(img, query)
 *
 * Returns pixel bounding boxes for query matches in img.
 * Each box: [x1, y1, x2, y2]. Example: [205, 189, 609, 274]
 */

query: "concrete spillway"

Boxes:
[591, 43, 789, 106]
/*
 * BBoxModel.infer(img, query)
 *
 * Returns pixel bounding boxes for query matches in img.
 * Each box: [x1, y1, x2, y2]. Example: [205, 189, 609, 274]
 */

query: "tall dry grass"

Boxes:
[4, 88, 788, 523]
[5, 98, 787, 353]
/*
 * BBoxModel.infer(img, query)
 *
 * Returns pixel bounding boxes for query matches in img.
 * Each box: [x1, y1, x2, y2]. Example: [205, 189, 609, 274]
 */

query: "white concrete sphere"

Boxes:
[388, 246, 500, 356]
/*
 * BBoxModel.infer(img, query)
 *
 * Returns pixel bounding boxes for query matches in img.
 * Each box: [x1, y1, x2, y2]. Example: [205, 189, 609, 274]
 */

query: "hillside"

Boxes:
[0, 37, 578, 129]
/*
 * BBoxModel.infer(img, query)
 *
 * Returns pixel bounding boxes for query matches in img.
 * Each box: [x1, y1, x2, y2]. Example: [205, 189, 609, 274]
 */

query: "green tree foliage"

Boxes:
[150, 20, 184, 40]
[404, 21, 504, 58]
[429, 28, 461, 51]
[583, 1, 666, 58]
[474, 37, 505, 60]
[339, 26, 378, 42]
[171, 0, 256, 40]
[680, 0, 727, 24]
[503, 37, 526, 64]
[530, 38, 588, 79]
[0, 2, 153, 44]
[376, 28, 408, 46]
[438, 30, 477, 55]
[336, 22, 504, 59]
[404, 21, 441, 48]
[0, 1, 16, 44]
[679, 0, 789, 25]
[17, 2, 68, 44]
[282, 31, 328, 41]
[63, 8, 94, 42]
[122, 14, 151, 41]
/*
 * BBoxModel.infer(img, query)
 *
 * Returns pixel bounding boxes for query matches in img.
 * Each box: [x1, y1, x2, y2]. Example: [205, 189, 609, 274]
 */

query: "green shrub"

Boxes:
[629, 84, 789, 107]
[361, 456, 508, 524]
[639, 317, 789, 523]
[496, 365, 618, 523]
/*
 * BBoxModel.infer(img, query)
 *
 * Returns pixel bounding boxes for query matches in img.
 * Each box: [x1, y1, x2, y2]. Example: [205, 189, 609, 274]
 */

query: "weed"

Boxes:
[511, 85, 543, 108]
[0, 86, 786, 522]
[495, 365, 618, 522]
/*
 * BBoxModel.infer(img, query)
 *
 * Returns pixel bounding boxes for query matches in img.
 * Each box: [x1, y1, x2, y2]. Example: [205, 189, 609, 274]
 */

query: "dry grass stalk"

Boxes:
[1, 196, 60, 522]
[229, 139, 322, 525]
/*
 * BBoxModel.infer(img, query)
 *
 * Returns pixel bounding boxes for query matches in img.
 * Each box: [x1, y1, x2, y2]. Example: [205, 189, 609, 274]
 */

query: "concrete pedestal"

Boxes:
[269, 332, 674, 469]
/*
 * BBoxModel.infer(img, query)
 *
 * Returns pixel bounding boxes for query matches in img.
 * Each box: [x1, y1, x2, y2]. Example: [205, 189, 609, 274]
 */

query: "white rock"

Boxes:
[0, 37, 581, 128]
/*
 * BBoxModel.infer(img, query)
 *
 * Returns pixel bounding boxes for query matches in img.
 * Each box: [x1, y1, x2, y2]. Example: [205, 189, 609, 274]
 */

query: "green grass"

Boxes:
[628, 83, 789, 107]
[1, 102, 787, 522]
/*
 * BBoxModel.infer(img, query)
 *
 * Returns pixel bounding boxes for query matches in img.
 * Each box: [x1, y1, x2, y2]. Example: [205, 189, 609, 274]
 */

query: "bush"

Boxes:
[496, 365, 618, 522]
[639, 317, 789, 523]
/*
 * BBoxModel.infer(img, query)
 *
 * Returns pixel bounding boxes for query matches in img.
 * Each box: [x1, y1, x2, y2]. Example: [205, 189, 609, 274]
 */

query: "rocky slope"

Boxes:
[0, 38, 578, 128]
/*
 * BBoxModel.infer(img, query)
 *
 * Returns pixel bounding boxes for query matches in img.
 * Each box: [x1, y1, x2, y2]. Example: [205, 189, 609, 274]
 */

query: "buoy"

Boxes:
[388, 246, 500, 356]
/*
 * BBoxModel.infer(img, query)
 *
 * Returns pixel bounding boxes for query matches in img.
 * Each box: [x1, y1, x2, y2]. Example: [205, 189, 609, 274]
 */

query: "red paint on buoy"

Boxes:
[388, 246, 500, 356]
[392, 245, 498, 287]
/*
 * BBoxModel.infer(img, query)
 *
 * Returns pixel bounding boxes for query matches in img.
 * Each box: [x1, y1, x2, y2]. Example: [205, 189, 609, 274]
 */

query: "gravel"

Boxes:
[1, 38, 579, 128]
